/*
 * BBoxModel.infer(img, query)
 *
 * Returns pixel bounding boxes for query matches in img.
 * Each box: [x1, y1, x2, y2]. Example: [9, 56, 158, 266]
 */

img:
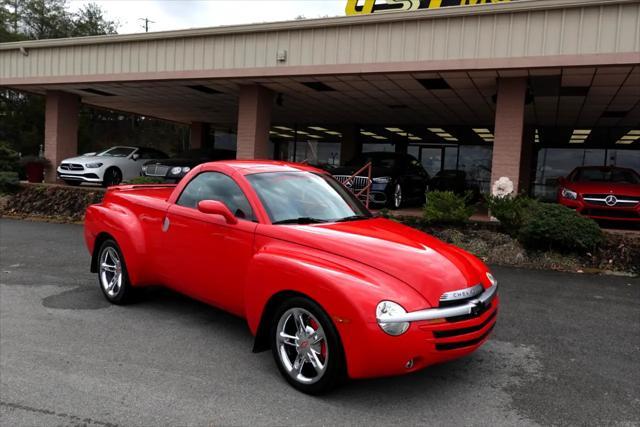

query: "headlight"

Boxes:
[170, 167, 183, 175]
[372, 176, 392, 184]
[376, 301, 410, 336]
[561, 188, 577, 200]
[182, 167, 191, 173]
[85, 162, 103, 168]
[141, 165, 148, 173]
[486, 272, 498, 287]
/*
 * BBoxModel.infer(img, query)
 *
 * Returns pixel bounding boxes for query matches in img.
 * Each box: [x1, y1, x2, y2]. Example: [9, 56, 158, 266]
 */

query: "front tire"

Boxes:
[102, 167, 122, 187]
[97, 239, 135, 305]
[270, 297, 345, 395]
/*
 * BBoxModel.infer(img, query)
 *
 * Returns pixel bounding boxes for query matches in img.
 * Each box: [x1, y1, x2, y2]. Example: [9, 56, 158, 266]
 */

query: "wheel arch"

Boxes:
[252, 290, 311, 353]
[90, 232, 116, 273]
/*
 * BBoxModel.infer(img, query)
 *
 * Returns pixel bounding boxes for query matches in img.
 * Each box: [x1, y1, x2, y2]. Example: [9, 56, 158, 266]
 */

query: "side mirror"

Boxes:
[197, 200, 238, 224]
[132, 153, 140, 161]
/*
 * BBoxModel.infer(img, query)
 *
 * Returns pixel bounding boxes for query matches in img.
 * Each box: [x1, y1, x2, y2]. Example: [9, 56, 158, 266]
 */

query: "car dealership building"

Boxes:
[1, 0, 638, 198]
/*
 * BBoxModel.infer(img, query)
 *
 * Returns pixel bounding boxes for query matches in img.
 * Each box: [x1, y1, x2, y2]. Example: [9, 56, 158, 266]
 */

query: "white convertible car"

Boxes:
[57, 146, 169, 187]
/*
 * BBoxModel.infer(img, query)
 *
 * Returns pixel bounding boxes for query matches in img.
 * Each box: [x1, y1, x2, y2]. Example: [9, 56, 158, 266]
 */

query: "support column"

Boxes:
[339, 125, 361, 165]
[236, 85, 273, 159]
[44, 91, 79, 183]
[189, 122, 208, 150]
[490, 77, 527, 195]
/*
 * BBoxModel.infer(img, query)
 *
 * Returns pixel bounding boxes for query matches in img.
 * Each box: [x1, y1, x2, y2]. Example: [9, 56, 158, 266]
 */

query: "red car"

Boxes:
[558, 166, 640, 222]
[84, 161, 498, 394]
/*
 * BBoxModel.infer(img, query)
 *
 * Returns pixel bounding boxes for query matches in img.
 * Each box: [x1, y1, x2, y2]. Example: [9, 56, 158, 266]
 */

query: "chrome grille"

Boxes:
[582, 194, 640, 207]
[144, 164, 170, 177]
[333, 175, 371, 191]
[60, 163, 84, 171]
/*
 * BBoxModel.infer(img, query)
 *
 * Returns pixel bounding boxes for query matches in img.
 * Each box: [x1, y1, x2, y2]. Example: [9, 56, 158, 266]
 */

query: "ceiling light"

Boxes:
[437, 133, 452, 138]
[325, 131, 342, 136]
[308, 134, 323, 139]
[428, 128, 445, 133]
[409, 136, 422, 141]
[297, 130, 309, 135]
[473, 128, 492, 134]
[385, 127, 404, 132]
[445, 137, 458, 142]
[572, 129, 591, 135]
[274, 126, 293, 131]
[569, 140, 584, 144]
[309, 126, 327, 131]
[628, 130, 640, 135]
[616, 140, 633, 145]
[361, 131, 376, 136]
[372, 136, 387, 140]
[621, 135, 640, 140]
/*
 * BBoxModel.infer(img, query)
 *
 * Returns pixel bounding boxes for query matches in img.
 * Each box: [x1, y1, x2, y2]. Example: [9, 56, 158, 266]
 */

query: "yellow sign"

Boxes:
[346, 0, 513, 16]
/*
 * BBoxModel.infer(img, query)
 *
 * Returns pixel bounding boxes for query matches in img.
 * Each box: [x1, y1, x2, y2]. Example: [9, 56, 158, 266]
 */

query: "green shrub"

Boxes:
[126, 176, 166, 185]
[519, 203, 603, 253]
[485, 194, 536, 236]
[0, 171, 20, 194]
[0, 142, 20, 173]
[423, 191, 474, 225]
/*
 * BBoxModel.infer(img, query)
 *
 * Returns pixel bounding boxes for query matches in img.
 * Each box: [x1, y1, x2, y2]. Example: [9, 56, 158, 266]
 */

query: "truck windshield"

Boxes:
[246, 171, 371, 224]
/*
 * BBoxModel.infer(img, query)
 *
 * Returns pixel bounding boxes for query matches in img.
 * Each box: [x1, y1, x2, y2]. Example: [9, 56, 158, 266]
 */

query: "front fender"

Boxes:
[244, 240, 428, 378]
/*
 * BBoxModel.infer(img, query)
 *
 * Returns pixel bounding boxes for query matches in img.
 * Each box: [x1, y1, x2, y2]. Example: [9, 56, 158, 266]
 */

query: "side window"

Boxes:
[177, 172, 254, 221]
[136, 148, 154, 160]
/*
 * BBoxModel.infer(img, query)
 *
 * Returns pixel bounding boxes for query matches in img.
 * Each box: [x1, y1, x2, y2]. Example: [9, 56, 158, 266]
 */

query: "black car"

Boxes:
[331, 152, 430, 209]
[142, 148, 236, 182]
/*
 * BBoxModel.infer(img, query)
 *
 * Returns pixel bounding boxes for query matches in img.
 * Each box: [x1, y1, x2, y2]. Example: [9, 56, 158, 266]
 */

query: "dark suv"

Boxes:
[331, 152, 430, 209]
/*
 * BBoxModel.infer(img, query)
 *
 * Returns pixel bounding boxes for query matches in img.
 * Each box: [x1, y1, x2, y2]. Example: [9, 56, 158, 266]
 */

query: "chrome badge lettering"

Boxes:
[440, 284, 484, 302]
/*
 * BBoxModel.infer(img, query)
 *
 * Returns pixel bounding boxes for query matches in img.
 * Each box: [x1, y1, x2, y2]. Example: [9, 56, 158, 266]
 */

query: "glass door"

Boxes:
[419, 147, 444, 177]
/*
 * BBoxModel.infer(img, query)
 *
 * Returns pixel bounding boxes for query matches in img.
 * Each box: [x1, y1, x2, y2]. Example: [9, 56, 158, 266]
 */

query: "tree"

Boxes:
[72, 3, 117, 37]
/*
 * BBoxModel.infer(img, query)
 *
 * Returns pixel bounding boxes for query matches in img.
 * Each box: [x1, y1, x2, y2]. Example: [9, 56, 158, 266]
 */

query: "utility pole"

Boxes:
[138, 18, 155, 33]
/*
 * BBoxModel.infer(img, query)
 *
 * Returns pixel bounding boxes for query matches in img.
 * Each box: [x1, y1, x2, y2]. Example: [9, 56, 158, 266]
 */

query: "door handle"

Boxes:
[162, 216, 170, 232]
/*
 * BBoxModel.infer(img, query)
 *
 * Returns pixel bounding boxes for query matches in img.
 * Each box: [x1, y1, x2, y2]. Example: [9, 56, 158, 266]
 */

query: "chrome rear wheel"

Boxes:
[99, 246, 122, 298]
[96, 239, 135, 304]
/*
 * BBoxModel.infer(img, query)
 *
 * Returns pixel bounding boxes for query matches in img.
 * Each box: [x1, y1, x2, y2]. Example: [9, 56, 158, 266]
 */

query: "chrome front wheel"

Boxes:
[276, 307, 328, 385]
[271, 297, 345, 394]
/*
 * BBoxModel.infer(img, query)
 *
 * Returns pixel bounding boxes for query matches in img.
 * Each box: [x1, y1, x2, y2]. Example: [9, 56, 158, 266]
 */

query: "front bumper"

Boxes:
[57, 168, 102, 183]
[378, 284, 497, 323]
[559, 198, 640, 221]
[344, 287, 499, 379]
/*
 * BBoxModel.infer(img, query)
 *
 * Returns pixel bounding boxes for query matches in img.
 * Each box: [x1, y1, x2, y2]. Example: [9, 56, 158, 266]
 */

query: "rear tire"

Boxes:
[270, 296, 346, 395]
[97, 239, 136, 305]
[102, 167, 122, 187]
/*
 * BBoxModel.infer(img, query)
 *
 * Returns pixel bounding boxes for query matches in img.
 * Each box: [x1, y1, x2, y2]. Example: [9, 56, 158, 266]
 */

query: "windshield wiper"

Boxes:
[334, 215, 370, 223]
[273, 217, 330, 225]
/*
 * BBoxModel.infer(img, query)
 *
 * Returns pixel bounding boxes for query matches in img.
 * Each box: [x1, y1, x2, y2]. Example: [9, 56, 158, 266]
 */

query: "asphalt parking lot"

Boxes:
[1, 218, 639, 426]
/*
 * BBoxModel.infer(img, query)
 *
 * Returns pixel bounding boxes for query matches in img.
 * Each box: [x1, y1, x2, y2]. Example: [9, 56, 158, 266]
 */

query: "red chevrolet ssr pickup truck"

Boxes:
[84, 160, 498, 394]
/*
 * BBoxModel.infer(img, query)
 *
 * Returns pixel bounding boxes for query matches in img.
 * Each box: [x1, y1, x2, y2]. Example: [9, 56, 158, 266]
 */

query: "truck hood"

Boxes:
[260, 218, 487, 307]
[567, 181, 640, 196]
